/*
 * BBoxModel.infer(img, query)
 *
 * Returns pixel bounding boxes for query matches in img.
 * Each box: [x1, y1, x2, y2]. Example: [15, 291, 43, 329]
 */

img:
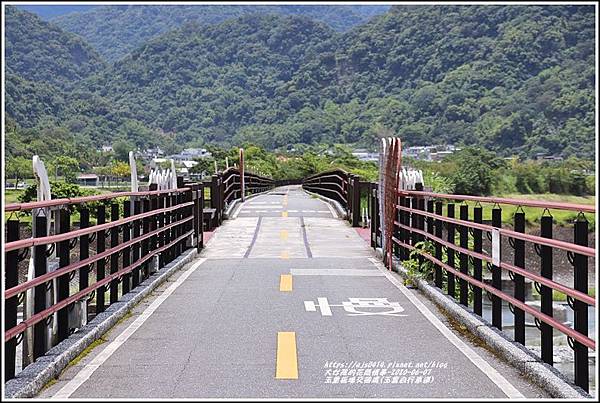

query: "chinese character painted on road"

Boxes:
[304, 297, 407, 317]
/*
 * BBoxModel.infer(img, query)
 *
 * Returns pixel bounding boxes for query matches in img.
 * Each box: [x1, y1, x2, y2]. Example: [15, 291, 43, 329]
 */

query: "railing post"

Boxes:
[57, 208, 71, 342]
[370, 186, 377, 248]
[491, 206, 502, 330]
[159, 192, 166, 267]
[149, 186, 158, 273]
[415, 183, 425, 267]
[446, 203, 455, 298]
[351, 175, 361, 227]
[33, 211, 48, 359]
[79, 208, 90, 293]
[395, 196, 402, 260]
[539, 214, 553, 366]
[473, 205, 483, 316]
[110, 203, 120, 304]
[96, 205, 106, 315]
[459, 204, 469, 307]
[5, 219, 19, 380]
[141, 198, 150, 280]
[219, 174, 225, 225]
[122, 200, 131, 294]
[132, 199, 141, 288]
[403, 196, 411, 261]
[513, 210, 526, 345]
[169, 192, 177, 263]
[434, 201, 443, 289]
[196, 184, 204, 251]
[210, 175, 219, 228]
[573, 214, 589, 392]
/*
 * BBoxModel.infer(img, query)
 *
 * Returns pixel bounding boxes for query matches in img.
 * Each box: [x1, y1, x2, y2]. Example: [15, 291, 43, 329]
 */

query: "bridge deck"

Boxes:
[38, 186, 548, 398]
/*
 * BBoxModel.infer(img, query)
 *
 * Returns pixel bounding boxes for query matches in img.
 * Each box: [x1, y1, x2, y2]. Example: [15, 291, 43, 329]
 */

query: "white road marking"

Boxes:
[290, 269, 384, 276]
[243, 205, 282, 209]
[52, 258, 208, 399]
[368, 257, 524, 398]
[317, 297, 332, 316]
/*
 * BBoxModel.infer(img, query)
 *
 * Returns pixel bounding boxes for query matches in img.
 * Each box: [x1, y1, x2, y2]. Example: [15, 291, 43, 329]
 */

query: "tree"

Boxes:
[442, 148, 502, 195]
[5, 156, 31, 188]
[111, 161, 131, 183]
[112, 139, 135, 162]
[52, 156, 80, 183]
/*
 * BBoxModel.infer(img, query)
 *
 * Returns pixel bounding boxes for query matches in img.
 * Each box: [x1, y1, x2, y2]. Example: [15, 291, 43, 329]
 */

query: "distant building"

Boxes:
[403, 144, 459, 161]
[352, 149, 379, 162]
[101, 145, 113, 153]
[167, 148, 212, 162]
[535, 153, 564, 162]
[77, 173, 99, 186]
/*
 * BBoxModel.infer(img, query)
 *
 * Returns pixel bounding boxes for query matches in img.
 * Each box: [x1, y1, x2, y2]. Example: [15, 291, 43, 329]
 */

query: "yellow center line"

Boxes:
[275, 332, 298, 379]
[280, 230, 288, 240]
[279, 274, 292, 292]
[281, 211, 288, 218]
[280, 250, 289, 259]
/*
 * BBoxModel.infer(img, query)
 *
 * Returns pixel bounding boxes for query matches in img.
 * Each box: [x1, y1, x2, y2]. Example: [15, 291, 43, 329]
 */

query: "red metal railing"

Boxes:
[4, 184, 202, 381]
[388, 188, 595, 392]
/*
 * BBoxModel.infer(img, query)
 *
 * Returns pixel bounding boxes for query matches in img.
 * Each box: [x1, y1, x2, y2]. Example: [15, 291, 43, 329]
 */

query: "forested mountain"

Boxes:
[16, 5, 97, 20]
[5, 5, 596, 160]
[52, 5, 390, 61]
[5, 6, 106, 128]
[5, 6, 105, 87]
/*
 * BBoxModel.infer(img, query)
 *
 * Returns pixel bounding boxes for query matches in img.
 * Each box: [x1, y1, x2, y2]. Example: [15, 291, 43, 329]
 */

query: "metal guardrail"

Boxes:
[366, 184, 595, 392]
[4, 166, 274, 381]
[202, 168, 275, 230]
[4, 183, 202, 380]
[301, 169, 362, 227]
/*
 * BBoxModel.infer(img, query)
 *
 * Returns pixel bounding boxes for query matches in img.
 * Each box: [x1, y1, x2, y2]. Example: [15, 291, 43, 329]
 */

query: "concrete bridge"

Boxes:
[3, 142, 595, 399]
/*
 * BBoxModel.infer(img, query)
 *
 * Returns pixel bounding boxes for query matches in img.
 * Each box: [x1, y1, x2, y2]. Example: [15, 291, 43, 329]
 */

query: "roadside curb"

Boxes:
[301, 188, 347, 220]
[373, 248, 590, 399]
[4, 248, 198, 399]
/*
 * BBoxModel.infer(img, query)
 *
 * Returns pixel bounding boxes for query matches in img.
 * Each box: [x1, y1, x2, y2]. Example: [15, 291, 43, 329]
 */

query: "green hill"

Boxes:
[5, 5, 596, 160]
[52, 5, 390, 62]
[5, 6, 105, 87]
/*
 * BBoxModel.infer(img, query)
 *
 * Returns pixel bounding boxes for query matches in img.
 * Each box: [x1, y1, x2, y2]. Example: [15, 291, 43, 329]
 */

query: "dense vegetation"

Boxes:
[16, 5, 97, 20]
[51, 5, 390, 61]
[5, 5, 596, 176]
[5, 6, 105, 88]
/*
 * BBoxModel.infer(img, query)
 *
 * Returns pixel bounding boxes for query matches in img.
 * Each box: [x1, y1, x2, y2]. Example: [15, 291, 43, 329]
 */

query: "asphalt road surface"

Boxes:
[38, 186, 550, 399]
